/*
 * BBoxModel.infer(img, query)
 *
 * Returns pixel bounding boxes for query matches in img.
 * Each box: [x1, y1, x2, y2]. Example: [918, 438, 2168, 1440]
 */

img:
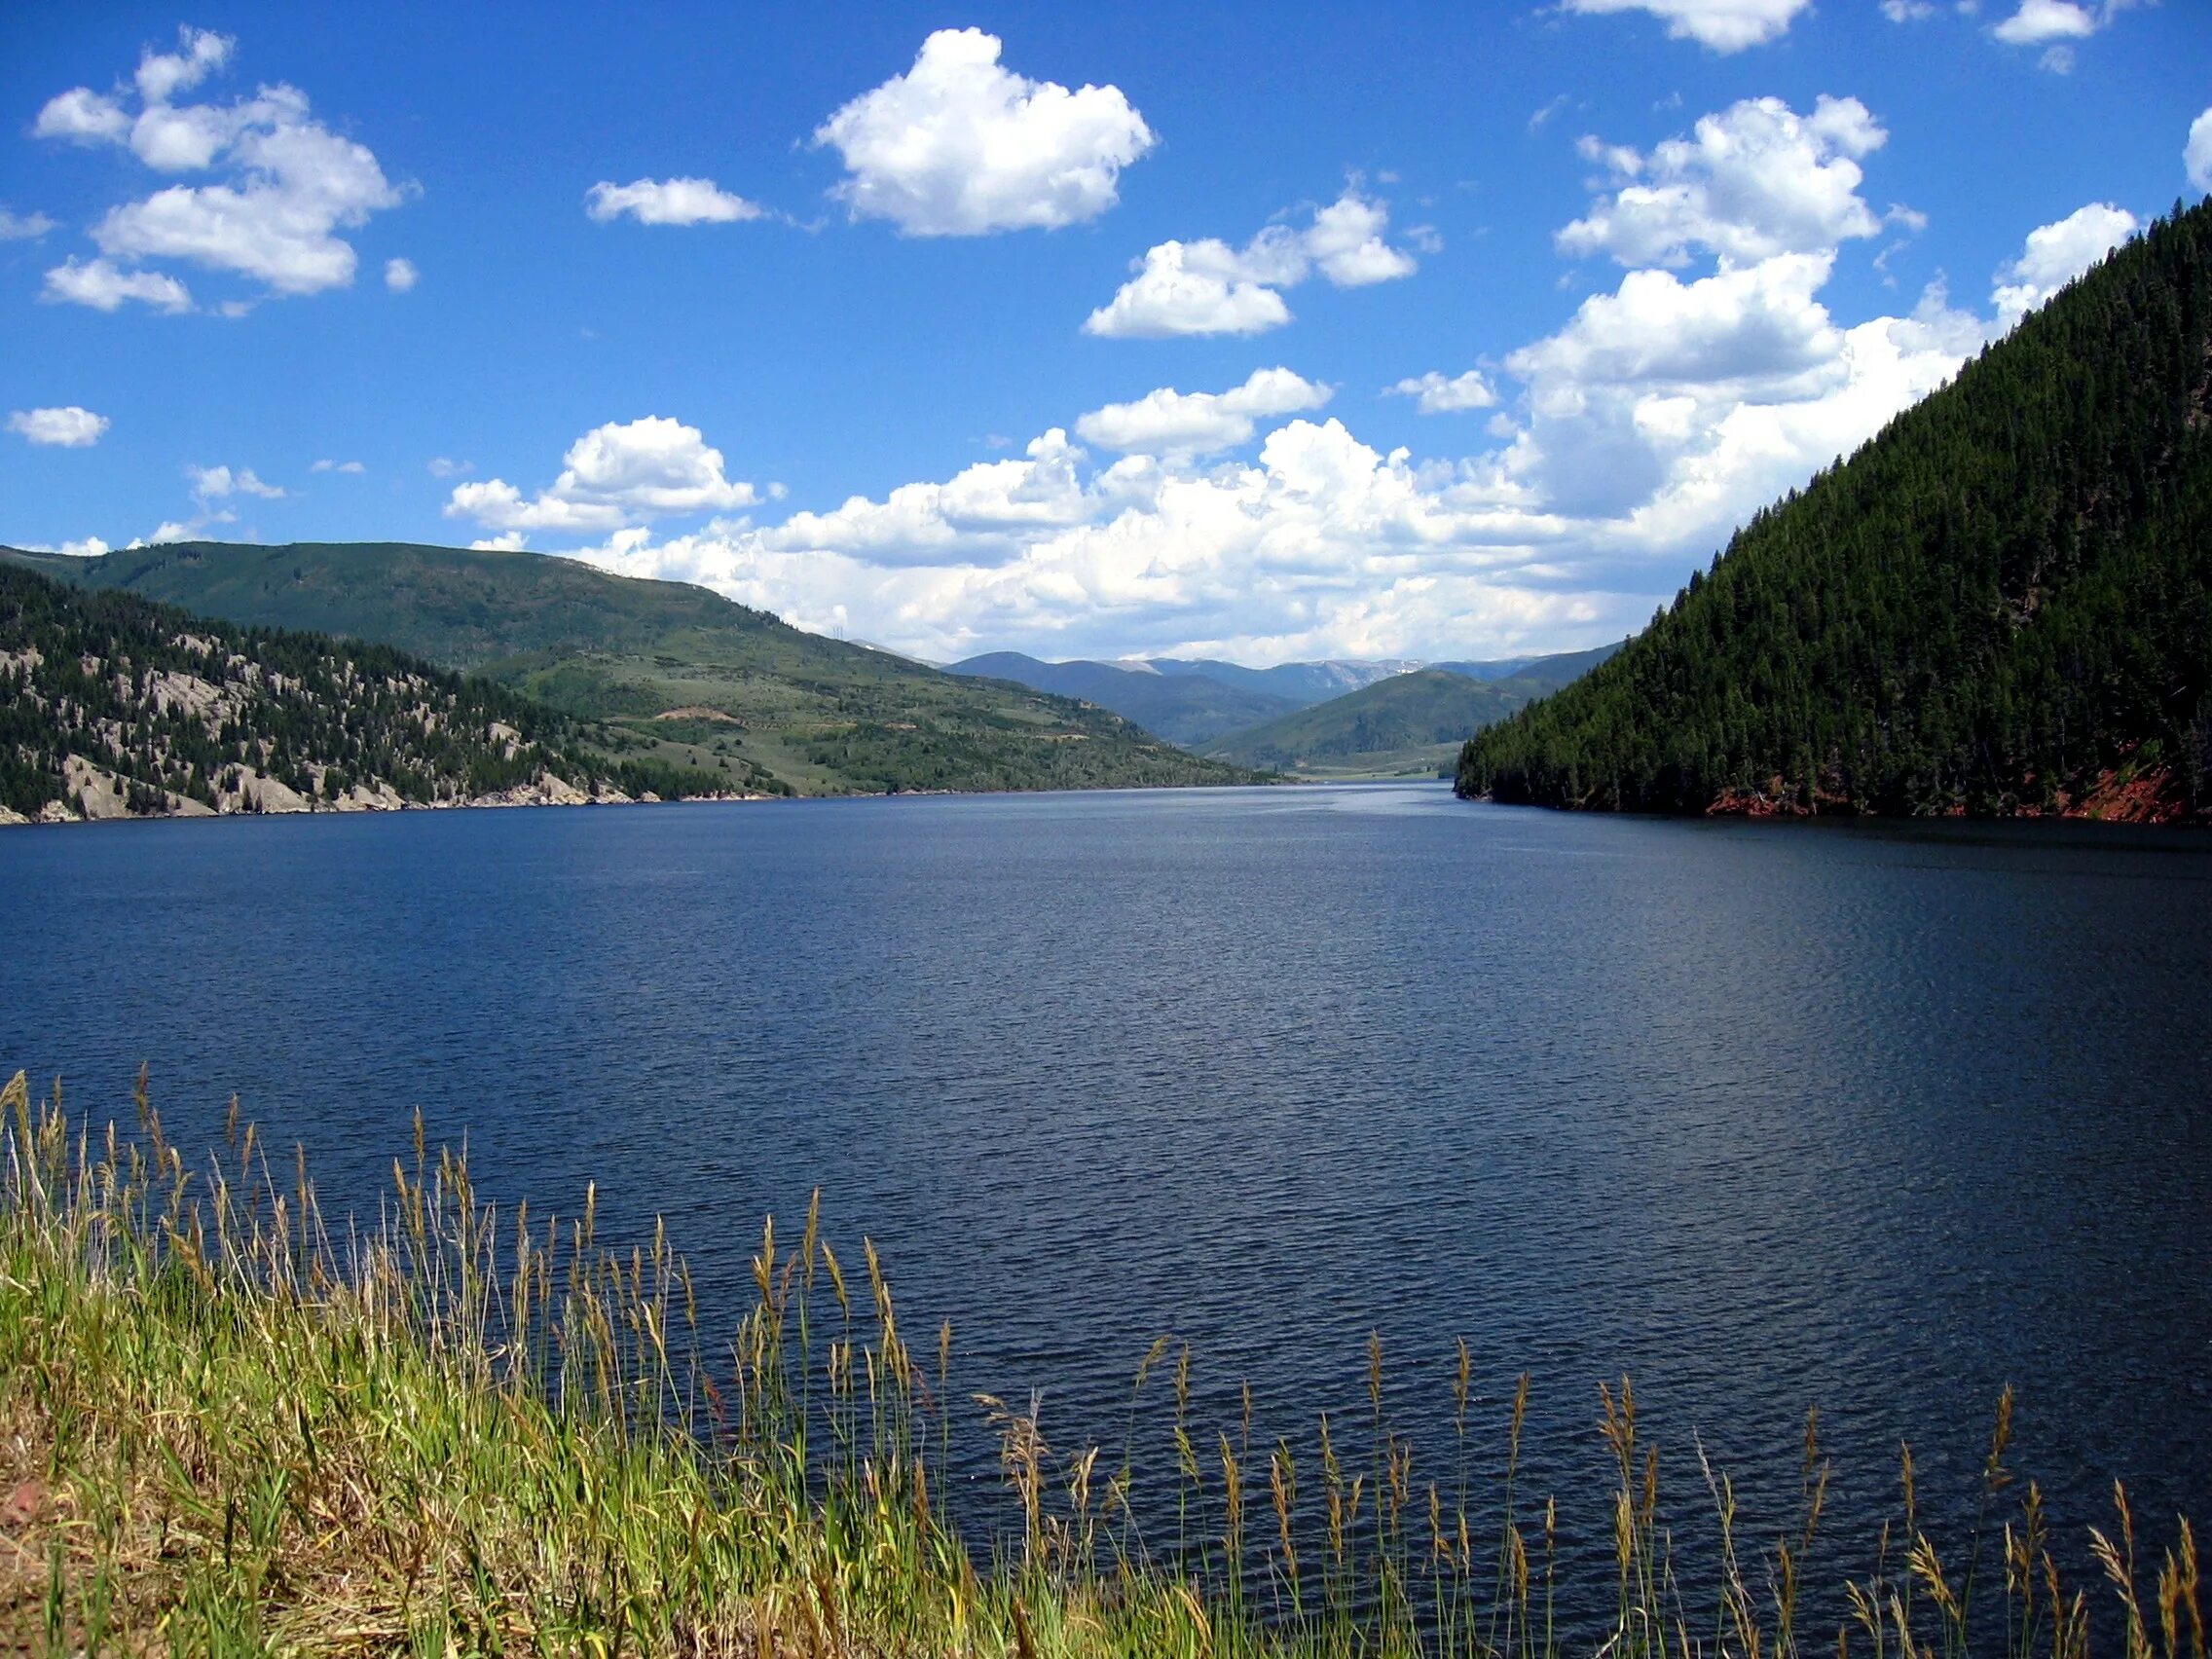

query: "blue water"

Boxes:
[4, 783, 2208, 1613]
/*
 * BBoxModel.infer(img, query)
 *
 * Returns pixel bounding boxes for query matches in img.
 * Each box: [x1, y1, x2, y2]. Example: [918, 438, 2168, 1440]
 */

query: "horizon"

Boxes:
[3, 2, 2208, 664]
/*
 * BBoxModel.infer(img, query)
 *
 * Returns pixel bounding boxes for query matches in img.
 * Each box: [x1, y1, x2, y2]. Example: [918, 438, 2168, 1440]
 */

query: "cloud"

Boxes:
[585, 176, 766, 226]
[757, 429, 1093, 567]
[1084, 187, 1418, 338]
[189, 463, 285, 501]
[384, 256, 418, 291]
[1074, 369, 1333, 455]
[446, 417, 764, 534]
[310, 458, 365, 473]
[2189, 109, 2212, 195]
[1560, 0, 1812, 52]
[7, 406, 111, 448]
[0, 208, 57, 241]
[33, 31, 407, 307]
[33, 87, 130, 145]
[59, 537, 113, 558]
[1470, 263, 1986, 575]
[1509, 254, 1844, 399]
[533, 249, 1978, 665]
[427, 457, 472, 478]
[565, 420, 1591, 663]
[1559, 96, 1889, 269]
[1990, 0, 2138, 66]
[135, 25, 233, 103]
[815, 28, 1154, 236]
[41, 257, 194, 313]
[1387, 370, 1500, 413]
[1991, 0, 2097, 43]
[1991, 203, 2138, 326]
[1880, 0, 1937, 18]
[459, 179, 2088, 667]
[1078, 242, 1294, 339]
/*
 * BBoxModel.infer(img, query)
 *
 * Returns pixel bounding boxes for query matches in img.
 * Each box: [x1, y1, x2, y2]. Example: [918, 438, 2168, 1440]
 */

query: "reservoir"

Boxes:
[4, 782, 2207, 1602]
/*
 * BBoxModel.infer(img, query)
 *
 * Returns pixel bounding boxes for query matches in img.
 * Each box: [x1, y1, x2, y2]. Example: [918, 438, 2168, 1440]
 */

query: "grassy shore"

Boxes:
[0, 1068, 2199, 1657]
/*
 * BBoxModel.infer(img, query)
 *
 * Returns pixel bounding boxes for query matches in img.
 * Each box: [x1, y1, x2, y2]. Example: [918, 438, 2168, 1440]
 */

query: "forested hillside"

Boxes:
[1458, 200, 2212, 823]
[0, 565, 735, 824]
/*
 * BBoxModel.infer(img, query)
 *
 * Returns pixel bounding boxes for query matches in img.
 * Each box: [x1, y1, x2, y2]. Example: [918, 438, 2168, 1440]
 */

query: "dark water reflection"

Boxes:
[3, 783, 2207, 1622]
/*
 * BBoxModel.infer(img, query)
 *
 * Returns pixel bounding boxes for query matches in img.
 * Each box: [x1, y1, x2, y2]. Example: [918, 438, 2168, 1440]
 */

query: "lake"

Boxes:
[3, 782, 2207, 1615]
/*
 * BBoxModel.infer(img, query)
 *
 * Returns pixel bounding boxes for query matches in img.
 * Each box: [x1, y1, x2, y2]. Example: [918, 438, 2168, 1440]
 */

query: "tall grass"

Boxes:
[0, 1066, 2200, 1657]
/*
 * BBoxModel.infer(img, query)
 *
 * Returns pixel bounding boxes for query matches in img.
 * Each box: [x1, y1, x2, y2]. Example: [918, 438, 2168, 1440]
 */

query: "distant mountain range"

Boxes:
[1460, 200, 2212, 824]
[0, 541, 1257, 798]
[0, 536, 1623, 802]
[951, 643, 1623, 770]
[948, 653, 1307, 747]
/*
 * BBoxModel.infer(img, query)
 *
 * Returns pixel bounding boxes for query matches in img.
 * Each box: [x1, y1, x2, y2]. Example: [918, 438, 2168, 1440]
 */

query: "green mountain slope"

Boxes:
[1458, 200, 2212, 824]
[947, 651, 1302, 746]
[0, 563, 733, 824]
[0, 541, 1259, 796]
[1203, 669, 1531, 776]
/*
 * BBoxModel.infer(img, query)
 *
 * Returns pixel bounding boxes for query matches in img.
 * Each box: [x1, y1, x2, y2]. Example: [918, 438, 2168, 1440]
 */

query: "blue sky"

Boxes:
[2, 1, 2207, 664]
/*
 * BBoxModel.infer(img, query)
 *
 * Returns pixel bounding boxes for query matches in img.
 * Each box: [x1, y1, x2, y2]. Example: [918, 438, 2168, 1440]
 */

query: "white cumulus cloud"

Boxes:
[527, 245, 1981, 666]
[1991, 203, 2138, 326]
[310, 458, 365, 474]
[1085, 187, 1418, 339]
[135, 25, 233, 103]
[760, 429, 1094, 568]
[1990, 0, 2138, 67]
[1075, 369, 1333, 455]
[1559, 96, 1889, 269]
[585, 176, 766, 226]
[2188, 109, 2212, 195]
[426, 177, 2097, 668]
[1387, 370, 1500, 413]
[384, 257, 418, 291]
[815, 28, 1154, 236]
[7, 407, 111, 448]
[0, 208, 57, 241]
[189, 463, 285, 501]
[1991, 0, 2097, 43]
[41, 257, 193, 313]
[447, 417, 765, 535]
[33, 30, 408, 309]
[1561, 0, 1812, 52]
[33, 87, 130, 145]
[1079, 241, 1294, 339]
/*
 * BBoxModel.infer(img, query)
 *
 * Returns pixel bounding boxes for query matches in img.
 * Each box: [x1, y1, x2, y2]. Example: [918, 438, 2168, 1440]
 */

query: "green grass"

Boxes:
[1, 1068, 2199, 1657]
